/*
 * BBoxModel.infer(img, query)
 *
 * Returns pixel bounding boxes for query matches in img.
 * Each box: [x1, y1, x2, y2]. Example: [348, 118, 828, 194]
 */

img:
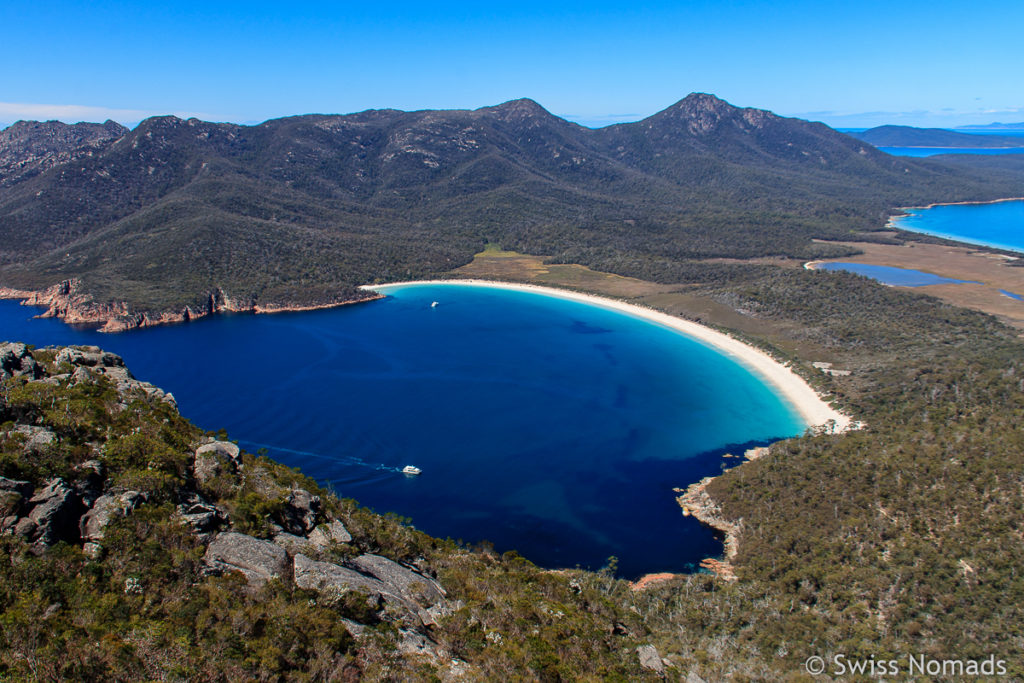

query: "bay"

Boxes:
[890, 199, 1024, 254]
[0, 283, 805, 578]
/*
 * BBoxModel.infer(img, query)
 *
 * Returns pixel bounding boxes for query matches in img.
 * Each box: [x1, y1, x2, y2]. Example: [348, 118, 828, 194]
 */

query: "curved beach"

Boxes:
[361, 279, 852, 433]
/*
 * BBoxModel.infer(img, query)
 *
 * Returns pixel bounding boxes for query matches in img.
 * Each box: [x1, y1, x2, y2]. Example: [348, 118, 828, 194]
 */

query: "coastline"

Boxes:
[885, 197, 1024, 255]
[362, 279, 853, 434]
[888, 196, 1024, 213]
[0, 279, 384, 333]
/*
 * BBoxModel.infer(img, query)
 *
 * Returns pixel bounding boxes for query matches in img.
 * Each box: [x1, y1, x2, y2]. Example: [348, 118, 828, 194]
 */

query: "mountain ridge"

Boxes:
[2, 93, 1024, 330]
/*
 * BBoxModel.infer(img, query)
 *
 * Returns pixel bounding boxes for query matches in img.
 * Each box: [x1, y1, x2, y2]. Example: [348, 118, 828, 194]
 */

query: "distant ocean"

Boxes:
[890, 199, 1024, 254]
[0, 283, 805, 578]
[839, 128, 1024, 157]
[878, 147, 1024, 158]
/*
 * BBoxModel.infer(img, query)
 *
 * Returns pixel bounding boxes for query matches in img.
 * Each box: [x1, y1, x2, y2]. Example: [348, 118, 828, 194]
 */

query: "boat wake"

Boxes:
[235, 439, 406, 474]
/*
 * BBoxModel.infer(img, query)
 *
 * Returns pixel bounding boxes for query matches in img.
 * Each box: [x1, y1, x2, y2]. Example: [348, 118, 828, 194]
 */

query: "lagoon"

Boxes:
[0, 283, 807, 578]
[813, 262, 979, 287]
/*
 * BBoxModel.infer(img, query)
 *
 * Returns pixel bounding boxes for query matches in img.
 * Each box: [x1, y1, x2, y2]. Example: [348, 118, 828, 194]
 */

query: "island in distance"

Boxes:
[849, 124, 1024, 148]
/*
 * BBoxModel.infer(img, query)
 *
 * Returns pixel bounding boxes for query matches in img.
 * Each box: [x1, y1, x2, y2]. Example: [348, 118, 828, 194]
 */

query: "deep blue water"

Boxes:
[890, 200, 1024, 254]
[815, 262, 979, 287]
[1000, 290, 1023, 301]
[0, 283, 805, 578]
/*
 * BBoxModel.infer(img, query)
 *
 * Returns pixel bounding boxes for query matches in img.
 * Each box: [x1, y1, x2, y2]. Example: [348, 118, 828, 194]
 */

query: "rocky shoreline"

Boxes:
[0, 279, 384, 332]
[675, 475, 745, 582]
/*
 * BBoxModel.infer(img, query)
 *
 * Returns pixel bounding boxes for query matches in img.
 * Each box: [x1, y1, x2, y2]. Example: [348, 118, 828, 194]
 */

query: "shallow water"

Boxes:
[890, 200, 1024, 254]
[814, 262, 979, 287]
[0, 284, 805, 577]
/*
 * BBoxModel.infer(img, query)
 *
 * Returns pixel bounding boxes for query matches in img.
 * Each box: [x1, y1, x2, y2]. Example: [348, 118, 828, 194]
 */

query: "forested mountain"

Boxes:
[2, 94, 1023, 321]
[849, 124, 1024, 148]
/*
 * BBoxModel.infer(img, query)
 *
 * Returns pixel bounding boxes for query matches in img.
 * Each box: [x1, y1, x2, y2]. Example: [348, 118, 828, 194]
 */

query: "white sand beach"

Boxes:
[361, 279, 853, 433]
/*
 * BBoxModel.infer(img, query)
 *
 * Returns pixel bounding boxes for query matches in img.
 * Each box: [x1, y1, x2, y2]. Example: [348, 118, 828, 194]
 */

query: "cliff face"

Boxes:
[0, 279, 383, 332]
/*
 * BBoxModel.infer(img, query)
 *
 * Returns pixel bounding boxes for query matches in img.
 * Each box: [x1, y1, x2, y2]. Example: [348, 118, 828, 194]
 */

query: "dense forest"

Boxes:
[3, 94, 1024, 319]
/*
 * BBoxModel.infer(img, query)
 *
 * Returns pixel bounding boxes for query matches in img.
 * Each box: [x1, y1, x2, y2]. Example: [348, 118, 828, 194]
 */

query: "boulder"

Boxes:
[204, 532, 291, 586]
[24, 478, 80, 545]
[294, 553, 448, 628]
[281, 488, 320, 535]
[176, 499, 228, 535]
[0, 342, 43, 379]
[350, 554, 446, 606]
[637, 644, 665, 675]
[0, 477, 32, 519]
[293, 553, 387, 598]
[80, 490, 146, 541]
[308, 519, 352, 547]
[193, 441, 241, 485]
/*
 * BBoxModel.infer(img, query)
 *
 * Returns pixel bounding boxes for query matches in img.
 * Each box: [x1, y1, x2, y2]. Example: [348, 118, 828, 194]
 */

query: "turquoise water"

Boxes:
[815, 263, 979, 287]
[890, 200, 1024, 253]
[0, 284, 805, 577]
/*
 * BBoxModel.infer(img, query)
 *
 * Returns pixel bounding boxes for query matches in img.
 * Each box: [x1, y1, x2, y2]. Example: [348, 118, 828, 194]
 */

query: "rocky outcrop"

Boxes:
[637, 644, 666, 675]
[193, 440, 242, 485]
[80, 491, 147, 541]
[0, 119, 128, 187]
[351, 553, 447, 607]
[176, 495, 229, 537]
[17, 478, 81, 546]
[204, 532, 291, 586]
[280, 489, 320, 536]
[0, 477, 33, 531]
[676, 476, 740, 582]
[0, 280, 384, 333]
[48, 345, 177, 406]
[294, 553, 390, 599]
[0, 342, 44, 379]
[308, 519, 352, 546]
[294, 552, 449, 631]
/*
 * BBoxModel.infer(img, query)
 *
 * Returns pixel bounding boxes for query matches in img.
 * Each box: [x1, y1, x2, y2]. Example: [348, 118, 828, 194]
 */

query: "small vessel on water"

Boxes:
[402, 465, 422, 475]
[431, 301, 439, 308]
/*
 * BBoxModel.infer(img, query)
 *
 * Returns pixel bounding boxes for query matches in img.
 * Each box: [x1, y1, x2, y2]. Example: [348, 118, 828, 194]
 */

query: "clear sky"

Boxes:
[3, 0, 1023, 130]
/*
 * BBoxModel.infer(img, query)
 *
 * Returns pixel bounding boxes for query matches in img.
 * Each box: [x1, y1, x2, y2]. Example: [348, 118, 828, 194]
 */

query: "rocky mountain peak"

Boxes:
[0, 119, 129, 186]
[476, 98, 554, 122]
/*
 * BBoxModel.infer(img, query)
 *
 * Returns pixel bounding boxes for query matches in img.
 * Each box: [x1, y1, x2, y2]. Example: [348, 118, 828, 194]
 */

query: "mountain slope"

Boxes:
[2, 94, 1023, 324]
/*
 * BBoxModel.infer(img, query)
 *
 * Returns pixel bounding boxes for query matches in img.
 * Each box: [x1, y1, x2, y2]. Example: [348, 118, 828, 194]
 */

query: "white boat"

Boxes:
[431, 301, 439, 308]
[402, 465, 422, 475]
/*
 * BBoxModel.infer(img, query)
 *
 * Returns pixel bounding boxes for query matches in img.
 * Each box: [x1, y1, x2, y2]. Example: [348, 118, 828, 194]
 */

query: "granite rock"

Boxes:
[204, 531, 291, 586]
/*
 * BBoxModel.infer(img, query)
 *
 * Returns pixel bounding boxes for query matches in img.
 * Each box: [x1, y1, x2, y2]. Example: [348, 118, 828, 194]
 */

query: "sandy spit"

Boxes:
[361, 279, 853, 433]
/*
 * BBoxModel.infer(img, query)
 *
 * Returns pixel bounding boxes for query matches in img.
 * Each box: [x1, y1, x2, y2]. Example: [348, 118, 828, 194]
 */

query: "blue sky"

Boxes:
[3, 0, 1023, 129]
